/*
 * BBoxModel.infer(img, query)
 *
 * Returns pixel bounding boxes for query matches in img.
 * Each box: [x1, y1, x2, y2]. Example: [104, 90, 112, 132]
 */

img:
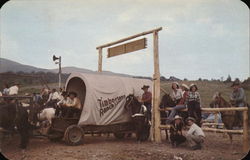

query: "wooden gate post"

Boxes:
[243, 109, 249, 152]
[152, 31, 161, 143]
[98, 48, 103, 72]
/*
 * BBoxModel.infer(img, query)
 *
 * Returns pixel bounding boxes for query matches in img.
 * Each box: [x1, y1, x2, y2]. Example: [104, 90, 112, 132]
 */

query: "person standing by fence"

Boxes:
[230, 79, 246, 127]
[186, 84, 202, 127]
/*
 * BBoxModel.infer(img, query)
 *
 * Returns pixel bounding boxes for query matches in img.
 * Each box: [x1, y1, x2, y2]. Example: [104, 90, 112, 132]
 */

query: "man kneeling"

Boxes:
[186, 117, 205, 150]
[170, 115, 186, 147]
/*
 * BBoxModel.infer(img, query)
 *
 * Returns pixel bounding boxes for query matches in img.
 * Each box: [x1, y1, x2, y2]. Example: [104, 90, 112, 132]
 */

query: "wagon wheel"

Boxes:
[64, 125, 84, 146]
[113, 133, 126, 139]
[47, 127, 63, 142]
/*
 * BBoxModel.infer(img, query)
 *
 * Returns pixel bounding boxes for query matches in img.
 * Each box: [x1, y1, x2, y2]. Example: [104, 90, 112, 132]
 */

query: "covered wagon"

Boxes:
[48, 72, 152, 145]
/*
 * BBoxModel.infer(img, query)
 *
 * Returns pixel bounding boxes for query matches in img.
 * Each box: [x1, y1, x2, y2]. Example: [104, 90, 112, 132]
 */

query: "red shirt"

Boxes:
[142, 91, 152, 104]
[177, 91, 188, 105]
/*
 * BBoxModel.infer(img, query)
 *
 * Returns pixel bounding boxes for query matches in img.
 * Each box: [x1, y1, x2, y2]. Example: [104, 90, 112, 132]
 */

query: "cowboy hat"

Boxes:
[141, 85, 150, 90]
[231, 79, 240, 87]
[181, 84, 189, 90]
[174, 115, 182, 120]
[186, 117, 196, 122]
[189, 84, 198, 91]
[172, 82, 180, 89]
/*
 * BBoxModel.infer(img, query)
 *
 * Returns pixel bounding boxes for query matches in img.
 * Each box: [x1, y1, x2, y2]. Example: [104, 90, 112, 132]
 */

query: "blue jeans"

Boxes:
[167, 105, 186, 121]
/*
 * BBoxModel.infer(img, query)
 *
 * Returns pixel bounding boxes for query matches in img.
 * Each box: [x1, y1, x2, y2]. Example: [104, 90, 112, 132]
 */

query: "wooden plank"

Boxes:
[202, 128, 243, 134]
[152, 31, 161, 143]
[96, 27, 162, 49]
[202, 123, 224, 126]
[98, 48, 102, 72]
[107, 38, 146, 58]
[159, 124, 171, 129]
[243, 110, 249, 152]
[159, 107, 248, 112]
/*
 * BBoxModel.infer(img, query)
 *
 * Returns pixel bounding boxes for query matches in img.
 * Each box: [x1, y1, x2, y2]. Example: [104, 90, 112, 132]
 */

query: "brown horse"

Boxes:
[211, 92, 241, 144]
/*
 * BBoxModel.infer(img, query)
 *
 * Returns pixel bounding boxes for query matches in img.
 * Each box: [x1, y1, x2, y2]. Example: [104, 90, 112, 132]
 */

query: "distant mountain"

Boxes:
[0, 58, 180, 80]
[0, 58, 49, 73]
[0, 58, 132, 77]
[50, 66, 94, 74]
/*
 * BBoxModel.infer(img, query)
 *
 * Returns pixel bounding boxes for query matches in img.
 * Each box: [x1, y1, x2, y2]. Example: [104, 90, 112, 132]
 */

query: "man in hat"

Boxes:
[186, 117, 205, 150]
[141, 85, 152, 121]
[230, 79, 246, 125]
[230, 79, 246, 107]
[169, 115, 186, 147]
[65, 91, 82, 118]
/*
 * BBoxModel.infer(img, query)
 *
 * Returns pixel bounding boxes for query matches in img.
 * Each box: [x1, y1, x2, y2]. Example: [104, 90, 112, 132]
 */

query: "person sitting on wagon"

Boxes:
[186, 117, 205, 150]
[141, 85, 152, 121]
[169, 115, 186, 148]
[64, 92, 82, 118]
[56, 91, 69, 117]
[46, 88, 60, 108]
[166, 84, 189, 123]
[186, 84, 202, 127]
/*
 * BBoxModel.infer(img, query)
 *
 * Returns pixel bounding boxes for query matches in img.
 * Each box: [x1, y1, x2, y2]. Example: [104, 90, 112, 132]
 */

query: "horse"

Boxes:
[210, 92, 241, 144]
[125, 94, 150, 142]
[0, 101, 31, 152]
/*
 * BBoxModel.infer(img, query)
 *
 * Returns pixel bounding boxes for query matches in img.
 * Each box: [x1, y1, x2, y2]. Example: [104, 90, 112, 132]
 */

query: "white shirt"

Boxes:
[9, 85, 19, 95]
[57, 97, 70, 106]
[47, 91, 60, 102]
[187, 123, 205, 137]
[172, 89, 182, 100]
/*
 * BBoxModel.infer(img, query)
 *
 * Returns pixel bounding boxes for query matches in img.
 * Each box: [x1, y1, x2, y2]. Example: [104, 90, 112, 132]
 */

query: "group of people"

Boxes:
[0, 83, 82, 118]
[139, 79, 247, 150]
[140, 83, 205, 150]
[169, 115, 205, 150]
[41, 88, 82, 118]
[166, 82, 202, 126]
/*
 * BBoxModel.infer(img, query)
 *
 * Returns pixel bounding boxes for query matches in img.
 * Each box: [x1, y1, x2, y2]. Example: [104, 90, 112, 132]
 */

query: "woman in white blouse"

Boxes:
[171, 82, 182, 105]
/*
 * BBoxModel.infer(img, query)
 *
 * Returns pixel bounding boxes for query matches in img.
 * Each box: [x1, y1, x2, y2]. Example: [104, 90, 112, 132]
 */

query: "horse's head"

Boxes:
[124, 94, 142, 115]
[212, 92, 231, 108]
[160, 93, 175, 108]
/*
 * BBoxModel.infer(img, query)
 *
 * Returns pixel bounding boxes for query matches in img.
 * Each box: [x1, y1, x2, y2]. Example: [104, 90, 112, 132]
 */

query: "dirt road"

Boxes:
[1, 132, 248, 160]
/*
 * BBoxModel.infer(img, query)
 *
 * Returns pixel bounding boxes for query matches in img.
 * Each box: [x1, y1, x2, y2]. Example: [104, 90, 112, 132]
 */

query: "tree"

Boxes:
[225, 74, 232, 83]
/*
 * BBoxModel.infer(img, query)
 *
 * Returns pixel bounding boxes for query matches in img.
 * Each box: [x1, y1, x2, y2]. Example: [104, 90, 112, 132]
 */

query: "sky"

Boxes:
[0, 0, 249, 80]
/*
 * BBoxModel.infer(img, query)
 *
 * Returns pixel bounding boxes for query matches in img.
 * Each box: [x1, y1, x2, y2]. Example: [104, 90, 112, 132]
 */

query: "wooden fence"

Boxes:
[158, 107, 249, 152]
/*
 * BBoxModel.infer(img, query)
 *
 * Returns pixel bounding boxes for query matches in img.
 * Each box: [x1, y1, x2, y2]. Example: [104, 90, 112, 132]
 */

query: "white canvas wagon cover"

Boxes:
[65, 72, 152, 126]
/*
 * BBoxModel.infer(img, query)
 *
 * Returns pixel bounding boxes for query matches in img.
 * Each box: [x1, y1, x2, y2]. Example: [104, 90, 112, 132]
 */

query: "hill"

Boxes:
[0, 58, 49, 73]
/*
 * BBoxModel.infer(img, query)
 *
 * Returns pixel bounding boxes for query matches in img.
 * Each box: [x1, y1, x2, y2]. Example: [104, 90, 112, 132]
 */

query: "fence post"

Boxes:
[243, 109, 249, 152]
